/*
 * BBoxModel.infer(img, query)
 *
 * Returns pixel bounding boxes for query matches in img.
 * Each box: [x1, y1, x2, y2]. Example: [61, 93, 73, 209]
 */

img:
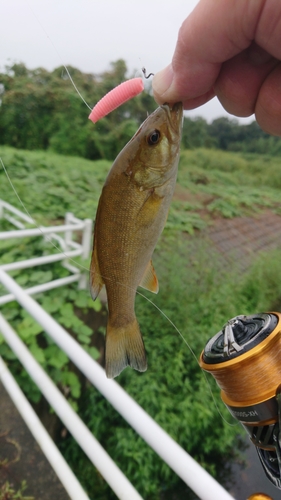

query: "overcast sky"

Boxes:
[1, 0, 254, 124]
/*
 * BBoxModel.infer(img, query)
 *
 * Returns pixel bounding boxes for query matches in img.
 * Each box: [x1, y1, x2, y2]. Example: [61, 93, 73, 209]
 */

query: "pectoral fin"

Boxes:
[89, 238, 104, 300]
[139, 259, 159, 294]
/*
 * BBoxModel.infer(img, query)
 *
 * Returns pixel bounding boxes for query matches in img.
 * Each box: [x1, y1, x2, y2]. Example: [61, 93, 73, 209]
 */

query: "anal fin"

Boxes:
[89, 238, 104, 300]
[139, 259, 159, 294]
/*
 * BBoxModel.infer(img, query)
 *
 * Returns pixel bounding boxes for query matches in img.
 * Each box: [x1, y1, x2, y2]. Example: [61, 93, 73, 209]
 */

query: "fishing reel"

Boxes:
[200, 312, 281, 490]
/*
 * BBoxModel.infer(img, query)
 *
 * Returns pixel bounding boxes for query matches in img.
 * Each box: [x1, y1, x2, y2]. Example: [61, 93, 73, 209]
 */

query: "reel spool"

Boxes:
[200, 312, 281, 489]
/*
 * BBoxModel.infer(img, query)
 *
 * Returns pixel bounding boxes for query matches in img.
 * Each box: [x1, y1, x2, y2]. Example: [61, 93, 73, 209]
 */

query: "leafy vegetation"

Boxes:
[60, 242, 281, 499]
[182, 115, 281, 156]
[0, 228, 102, 407]
[2, 62, 281, 162]
[0, 146, 111, 222]
[0, 481, 33, 500]
[0, 61, 155, 161]
[1, 61, 281, 497]
[1, 145, 281, 234]
[177, 148, 281, 220]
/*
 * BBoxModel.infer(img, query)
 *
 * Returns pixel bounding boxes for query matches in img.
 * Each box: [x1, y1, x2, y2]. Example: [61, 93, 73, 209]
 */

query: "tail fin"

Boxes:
[105, 319, 147, 379]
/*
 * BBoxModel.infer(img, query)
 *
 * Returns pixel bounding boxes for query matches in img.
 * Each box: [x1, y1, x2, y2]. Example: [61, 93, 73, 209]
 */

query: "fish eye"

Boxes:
[147, 129, 161, 146]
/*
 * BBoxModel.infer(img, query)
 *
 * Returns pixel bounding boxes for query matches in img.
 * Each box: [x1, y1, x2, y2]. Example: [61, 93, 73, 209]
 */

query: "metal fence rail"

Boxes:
[0, 355, 90, 500]
[0, 200, 235, 500]
[0, 312, 143, 500]
[0, 269, 234, 500]
[0, 200, 92, 291]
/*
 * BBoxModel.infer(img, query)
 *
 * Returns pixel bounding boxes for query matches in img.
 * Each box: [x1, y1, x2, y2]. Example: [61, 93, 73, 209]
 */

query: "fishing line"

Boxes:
[2, 8, 234, 425]
[1, 158, 236, 425]
[26, 2, 92, 111]
[136, 290, 237, 427]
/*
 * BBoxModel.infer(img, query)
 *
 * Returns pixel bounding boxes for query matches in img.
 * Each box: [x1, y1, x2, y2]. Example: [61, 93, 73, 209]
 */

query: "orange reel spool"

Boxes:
[200, 312, 281, 489]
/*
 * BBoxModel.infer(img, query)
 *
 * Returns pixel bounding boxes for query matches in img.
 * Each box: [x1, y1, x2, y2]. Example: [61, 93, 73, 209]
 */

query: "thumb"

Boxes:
[152, 0, 267, 106]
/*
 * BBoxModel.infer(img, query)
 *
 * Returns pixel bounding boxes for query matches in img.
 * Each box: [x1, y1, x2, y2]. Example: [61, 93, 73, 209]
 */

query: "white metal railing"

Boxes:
[0, 201, 235, 500]
[0, 200, 92, 292]
[0, 199, 34, 228]
[0, 355, 90, 500]
[0, 312, 143, 500]
[0, 269, 234, 500]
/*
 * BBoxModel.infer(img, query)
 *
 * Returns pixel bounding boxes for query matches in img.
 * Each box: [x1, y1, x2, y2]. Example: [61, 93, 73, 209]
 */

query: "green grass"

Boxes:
[177, 149, 281, 221]
[1, 146, 280, 234]
[1, 144, 281, 499]
[0, 146, 111, 223]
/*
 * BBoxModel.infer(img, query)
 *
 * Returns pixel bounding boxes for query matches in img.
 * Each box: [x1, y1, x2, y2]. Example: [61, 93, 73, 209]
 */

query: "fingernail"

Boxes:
[152, 64, 174, 99]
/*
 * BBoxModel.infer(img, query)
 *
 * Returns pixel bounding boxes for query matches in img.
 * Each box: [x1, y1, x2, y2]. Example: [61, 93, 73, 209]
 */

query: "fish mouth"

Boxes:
[161, 102, 183, 131]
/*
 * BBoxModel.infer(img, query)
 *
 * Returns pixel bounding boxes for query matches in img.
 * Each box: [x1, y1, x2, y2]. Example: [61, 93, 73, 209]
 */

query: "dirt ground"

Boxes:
[206, 210, 281, 271]
[0, 382, 70, 500]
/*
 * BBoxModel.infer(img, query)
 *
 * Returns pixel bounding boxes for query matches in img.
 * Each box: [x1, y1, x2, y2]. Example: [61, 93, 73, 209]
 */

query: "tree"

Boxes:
[0, 60, 156, 160]
[182, 117, 216, 149]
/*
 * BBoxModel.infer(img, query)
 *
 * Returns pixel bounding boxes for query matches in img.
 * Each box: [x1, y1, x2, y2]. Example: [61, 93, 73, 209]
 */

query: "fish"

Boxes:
[90, 102, 183, 378]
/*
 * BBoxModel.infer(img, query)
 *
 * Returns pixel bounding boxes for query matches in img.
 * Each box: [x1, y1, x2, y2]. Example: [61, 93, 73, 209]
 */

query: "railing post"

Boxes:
[79, 218, 93, 289]
[64, 212, 73, 249]
[81, 219, 93, 260]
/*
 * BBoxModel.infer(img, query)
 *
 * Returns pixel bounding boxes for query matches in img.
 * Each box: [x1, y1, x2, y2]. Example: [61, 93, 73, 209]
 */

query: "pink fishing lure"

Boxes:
[89, 77, 144, 123]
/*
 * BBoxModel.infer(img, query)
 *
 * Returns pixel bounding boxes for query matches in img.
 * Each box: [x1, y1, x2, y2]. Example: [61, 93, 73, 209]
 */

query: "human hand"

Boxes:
[152, 0, 281, 135]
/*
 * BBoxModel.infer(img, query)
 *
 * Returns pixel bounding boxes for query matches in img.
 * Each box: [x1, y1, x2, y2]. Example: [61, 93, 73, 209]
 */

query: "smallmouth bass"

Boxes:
[90, 102, 183, 378]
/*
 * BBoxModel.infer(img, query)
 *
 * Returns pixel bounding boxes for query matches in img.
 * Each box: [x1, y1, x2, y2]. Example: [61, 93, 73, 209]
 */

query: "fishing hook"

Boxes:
[142, 67, 154, 79]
